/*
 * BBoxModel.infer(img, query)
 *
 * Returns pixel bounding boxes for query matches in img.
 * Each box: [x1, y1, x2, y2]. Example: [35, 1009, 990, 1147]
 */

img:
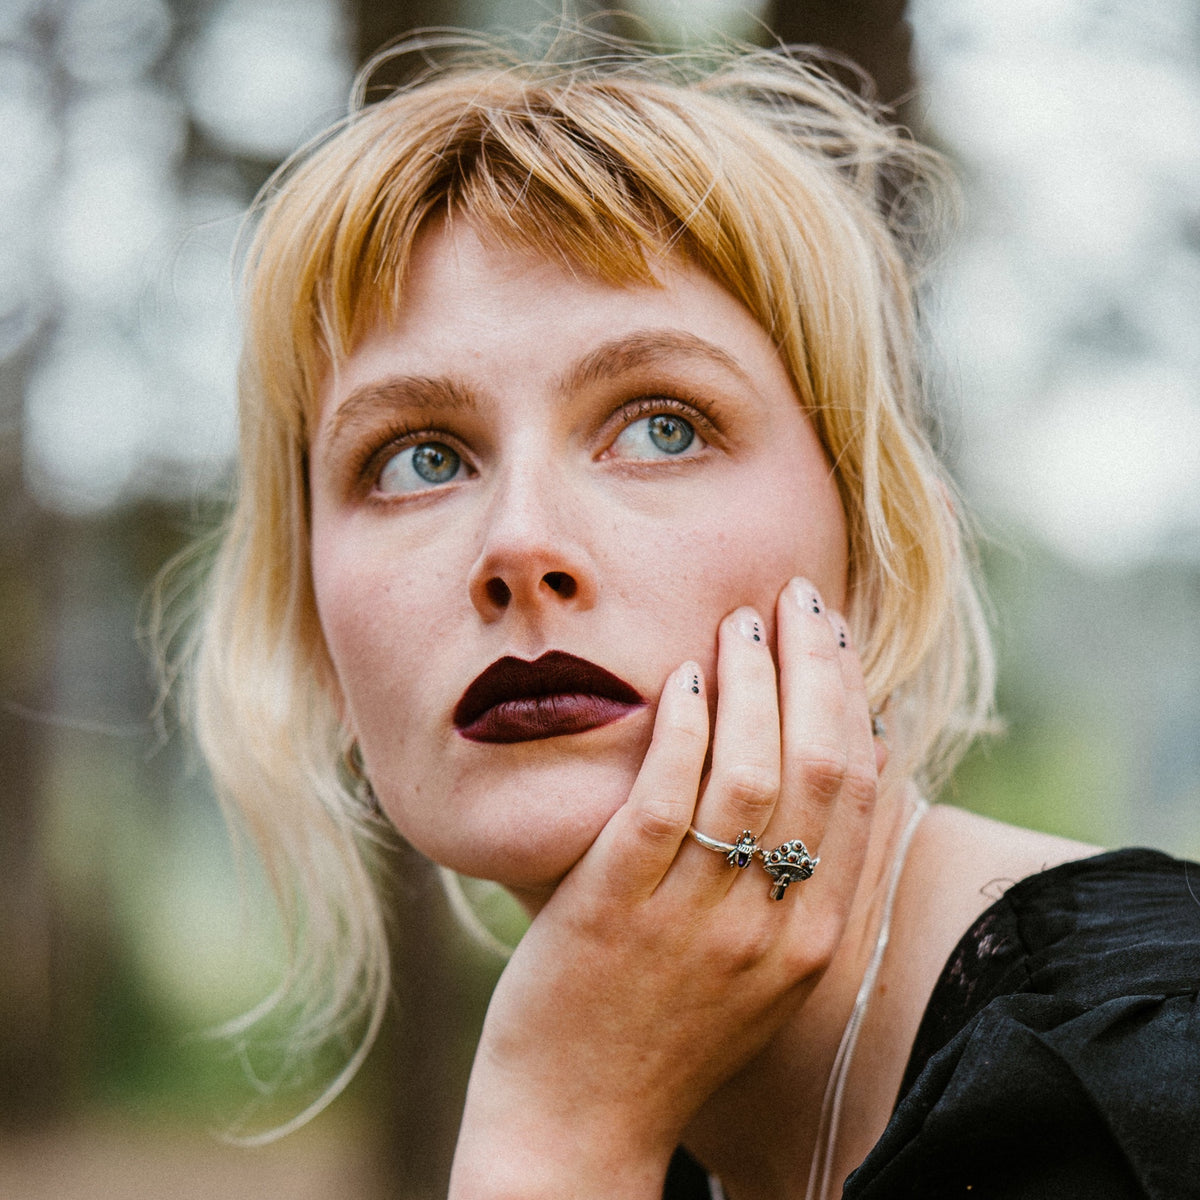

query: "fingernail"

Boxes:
[677, 661, 702, 695]
[734, 607, 765, 644]
[832, 614, 849, 649]
[789, 577, 824, 616]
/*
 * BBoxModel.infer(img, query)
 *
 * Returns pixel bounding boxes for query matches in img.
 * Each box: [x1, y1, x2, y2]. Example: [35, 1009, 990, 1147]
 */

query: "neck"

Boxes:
[682, 779, 925, 1200]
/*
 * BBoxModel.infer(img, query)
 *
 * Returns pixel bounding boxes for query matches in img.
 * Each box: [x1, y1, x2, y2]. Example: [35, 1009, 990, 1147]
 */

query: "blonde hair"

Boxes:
[179, 35, 992, 1133]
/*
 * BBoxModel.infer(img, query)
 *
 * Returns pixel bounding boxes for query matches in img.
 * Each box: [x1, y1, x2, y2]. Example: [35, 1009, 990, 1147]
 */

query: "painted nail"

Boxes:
[789, 577, 824, 616]
[678, 661, 702, 695]
[734, 607, 764, 644]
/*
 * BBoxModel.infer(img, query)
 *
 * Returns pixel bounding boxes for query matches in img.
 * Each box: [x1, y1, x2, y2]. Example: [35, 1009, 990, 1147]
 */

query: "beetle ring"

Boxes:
[761, 839, 819, 900]
[687, 826, 761, 869]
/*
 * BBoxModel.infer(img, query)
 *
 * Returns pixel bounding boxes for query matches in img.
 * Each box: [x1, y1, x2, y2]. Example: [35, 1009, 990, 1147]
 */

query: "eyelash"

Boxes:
[351, 392, 718, 496]
[605, 394, 718, 449]
[354, 421, 465, 493]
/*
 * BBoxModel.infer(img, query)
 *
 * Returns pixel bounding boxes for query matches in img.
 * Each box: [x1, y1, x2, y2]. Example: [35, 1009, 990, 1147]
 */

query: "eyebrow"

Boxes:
[558, 329, 752, 394]
[321, 328, 752, 450]
[322, 374, 477, 450]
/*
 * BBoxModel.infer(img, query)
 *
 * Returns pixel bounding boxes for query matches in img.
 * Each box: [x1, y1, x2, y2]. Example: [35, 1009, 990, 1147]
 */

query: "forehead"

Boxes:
[318, 218, 786, 420]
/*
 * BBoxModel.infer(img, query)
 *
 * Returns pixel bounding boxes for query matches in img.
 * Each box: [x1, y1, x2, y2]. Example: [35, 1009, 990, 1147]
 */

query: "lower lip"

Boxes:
[456, 694, 645, 744]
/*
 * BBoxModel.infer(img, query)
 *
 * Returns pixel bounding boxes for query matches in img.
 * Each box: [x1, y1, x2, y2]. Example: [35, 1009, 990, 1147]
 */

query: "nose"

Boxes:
[466, 466, 597, 621]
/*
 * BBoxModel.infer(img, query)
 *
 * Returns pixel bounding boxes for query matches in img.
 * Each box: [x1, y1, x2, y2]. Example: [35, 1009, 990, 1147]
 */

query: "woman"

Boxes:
[185, 37, 1200, 1198]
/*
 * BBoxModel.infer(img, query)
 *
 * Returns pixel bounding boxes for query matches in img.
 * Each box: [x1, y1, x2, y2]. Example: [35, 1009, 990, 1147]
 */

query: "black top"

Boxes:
[665, 848, 1200, 1199]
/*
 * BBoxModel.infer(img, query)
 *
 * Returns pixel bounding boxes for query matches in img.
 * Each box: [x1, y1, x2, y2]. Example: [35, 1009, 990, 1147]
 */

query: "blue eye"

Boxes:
[378, 441, 463, 493]
[612, 413, 699, 460]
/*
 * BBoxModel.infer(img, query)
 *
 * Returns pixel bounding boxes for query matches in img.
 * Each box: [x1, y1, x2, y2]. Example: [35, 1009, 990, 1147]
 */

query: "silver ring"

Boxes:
[688, 826, 760, 869]
[761, 839, 819, 900]
[871, 715, 886, 739]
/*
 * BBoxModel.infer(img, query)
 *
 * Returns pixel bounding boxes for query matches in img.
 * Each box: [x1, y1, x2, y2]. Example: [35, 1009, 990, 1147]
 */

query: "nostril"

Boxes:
[485, 578, 512, 607]
[543, 571, 577, 599]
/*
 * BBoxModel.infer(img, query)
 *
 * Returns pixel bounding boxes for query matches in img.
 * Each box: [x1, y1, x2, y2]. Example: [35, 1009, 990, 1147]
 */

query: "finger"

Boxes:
[874, 726, 890, 777]
[581, 660, 710, 901]
[769, 576, 852, 853]
[785, 612, 879, 918]
[684, 606, 780, 882]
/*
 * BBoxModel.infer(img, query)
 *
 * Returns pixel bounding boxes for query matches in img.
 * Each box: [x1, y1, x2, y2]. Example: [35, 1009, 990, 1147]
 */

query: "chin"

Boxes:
[387, 751, 642, 892]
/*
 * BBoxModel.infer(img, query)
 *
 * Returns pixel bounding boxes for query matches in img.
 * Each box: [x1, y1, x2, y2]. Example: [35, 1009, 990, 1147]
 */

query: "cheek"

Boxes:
[312, 537, 365, 675]
[681, 469, 848, 622]
[311, 534, 439, 731]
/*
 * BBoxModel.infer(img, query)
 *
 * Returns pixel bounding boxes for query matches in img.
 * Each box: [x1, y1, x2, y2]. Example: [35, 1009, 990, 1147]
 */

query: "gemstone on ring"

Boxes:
[727, 830, 759, 869]
[761, 839, 819, 900]
[687, 826, 761, 869]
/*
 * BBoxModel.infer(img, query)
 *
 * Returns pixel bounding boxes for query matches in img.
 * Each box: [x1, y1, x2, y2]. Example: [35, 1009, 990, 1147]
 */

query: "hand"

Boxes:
[449, 577, 881, 1199]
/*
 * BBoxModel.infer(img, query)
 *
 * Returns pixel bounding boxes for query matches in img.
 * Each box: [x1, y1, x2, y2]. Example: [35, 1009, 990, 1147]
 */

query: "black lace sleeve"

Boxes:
[846, 849, 1200, 1199]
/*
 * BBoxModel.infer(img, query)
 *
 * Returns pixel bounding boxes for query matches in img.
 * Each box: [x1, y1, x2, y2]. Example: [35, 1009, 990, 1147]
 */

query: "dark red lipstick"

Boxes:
[454, 651, 645, 744]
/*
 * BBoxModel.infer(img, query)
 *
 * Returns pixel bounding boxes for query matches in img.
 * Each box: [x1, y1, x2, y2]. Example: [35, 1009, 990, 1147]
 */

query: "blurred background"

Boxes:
[1, 0, 1197, 1196]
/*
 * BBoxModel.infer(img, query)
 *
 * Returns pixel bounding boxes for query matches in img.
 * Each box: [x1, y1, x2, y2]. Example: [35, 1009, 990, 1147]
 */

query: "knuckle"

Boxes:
[718, 762, 779, 812]
[661, 715, 708, 752]
[632, 802, 689, 847]
[804, 642, 841, 667]
[713, 919, 775, 975]
[779, 911, 840, 977]
[839, 763, 878, 818]
[795, 745, 848, 802]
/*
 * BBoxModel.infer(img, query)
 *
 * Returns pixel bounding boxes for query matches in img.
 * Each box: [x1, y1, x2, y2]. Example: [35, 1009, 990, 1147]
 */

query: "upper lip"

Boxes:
[453, 650, 645, 729]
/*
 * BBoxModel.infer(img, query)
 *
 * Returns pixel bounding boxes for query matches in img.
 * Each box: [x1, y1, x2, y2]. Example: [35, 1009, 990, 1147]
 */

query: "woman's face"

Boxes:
[308, 220, 848, 900]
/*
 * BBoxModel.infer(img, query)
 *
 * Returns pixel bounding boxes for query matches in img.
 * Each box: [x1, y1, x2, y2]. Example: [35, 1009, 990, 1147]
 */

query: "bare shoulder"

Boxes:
[922, 804, 1103, 890]
[921, 804, 1103, 893]
[889, 805, 1103, 1017]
